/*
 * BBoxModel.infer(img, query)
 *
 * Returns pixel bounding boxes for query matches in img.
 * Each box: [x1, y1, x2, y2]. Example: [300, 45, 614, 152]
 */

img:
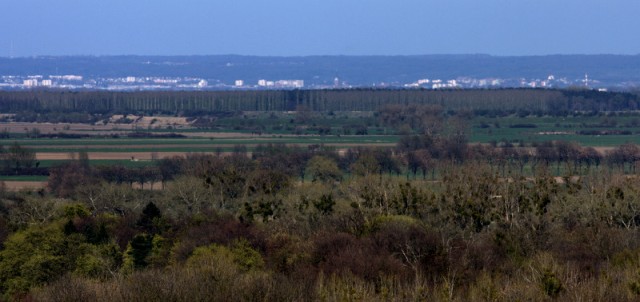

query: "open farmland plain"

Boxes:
[2, 88, 640, 190]
[2, 113, 640, 191]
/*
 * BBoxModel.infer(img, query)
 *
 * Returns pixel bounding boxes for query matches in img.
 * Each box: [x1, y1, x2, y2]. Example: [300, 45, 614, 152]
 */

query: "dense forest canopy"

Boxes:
[0, 89, 638, 116]
[3, 140, 640, 300]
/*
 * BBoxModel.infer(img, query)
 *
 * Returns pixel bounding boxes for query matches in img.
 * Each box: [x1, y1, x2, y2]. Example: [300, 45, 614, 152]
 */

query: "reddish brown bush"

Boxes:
[311, 232, 409, 282]
[0, 216, 8, 248]
[370, 217, 447, 279]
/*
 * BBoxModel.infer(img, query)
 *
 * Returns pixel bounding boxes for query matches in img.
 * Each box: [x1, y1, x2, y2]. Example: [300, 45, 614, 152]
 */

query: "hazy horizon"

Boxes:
[2, 53, 640, 59]
[2, 0, 639, 57]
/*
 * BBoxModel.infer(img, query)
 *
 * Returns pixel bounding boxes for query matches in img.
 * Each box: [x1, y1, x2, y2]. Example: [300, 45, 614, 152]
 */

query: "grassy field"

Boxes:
[2, 115, 640, 151]
[36, 159, 155, 168]
[469, 115, 640, 145]
[471, 130, 640, 146]
[1, 113, 639, 190]
[1, 113, 640, 173]
[0, 135, 399, 155]
[0, 175, 48, 181]
[1, 114, 639, 163]
[2, 135, 398, 145]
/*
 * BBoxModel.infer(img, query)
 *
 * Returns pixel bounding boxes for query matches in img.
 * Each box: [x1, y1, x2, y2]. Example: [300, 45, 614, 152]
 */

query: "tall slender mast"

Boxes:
[584, 73, 589, 87]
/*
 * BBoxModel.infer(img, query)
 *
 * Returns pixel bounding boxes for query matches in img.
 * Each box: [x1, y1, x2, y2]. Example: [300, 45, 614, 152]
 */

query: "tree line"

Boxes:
[0, 142, 42, 176]
[0, 132, 631, 189]
[0, 89, 639, 117]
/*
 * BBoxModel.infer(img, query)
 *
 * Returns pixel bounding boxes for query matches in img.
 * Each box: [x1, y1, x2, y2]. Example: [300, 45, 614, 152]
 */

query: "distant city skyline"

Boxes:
[3, 55, 640, 90]
[1, 0, 640, 57]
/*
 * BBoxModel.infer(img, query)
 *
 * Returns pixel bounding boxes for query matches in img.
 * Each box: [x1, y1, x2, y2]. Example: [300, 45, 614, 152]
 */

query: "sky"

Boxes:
[1, 0, 640, 57]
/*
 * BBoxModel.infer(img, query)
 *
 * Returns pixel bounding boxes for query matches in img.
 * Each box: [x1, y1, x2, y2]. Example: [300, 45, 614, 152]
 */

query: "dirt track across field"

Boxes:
[3, 181, 47, 191]
[0, 122, 258, 138]
[36, 152, 202, 160]
[593, 147, 615, 154]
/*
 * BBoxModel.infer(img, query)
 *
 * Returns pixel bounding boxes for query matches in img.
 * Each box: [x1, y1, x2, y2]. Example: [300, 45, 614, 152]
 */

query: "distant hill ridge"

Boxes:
[1, 55, 640, 87]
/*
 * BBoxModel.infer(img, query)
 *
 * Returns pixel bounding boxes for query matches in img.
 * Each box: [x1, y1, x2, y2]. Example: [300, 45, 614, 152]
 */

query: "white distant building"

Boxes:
[59, 75, 83, 81]
[153, 78, 178, 84]
[23, 79, 38, 87]
[197, 80, 208, 88]
[417, 79, 430, 85]
[432, 79, 460, 89]
[126, 76, 136, 83]
[235, 80, 244, 87]
[258, 79, 301, 88]
[41, 79, 52, 87]
[275, 80, 304, 88]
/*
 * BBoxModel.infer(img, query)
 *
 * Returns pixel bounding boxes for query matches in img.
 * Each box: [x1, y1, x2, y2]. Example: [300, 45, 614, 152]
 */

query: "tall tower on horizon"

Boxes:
[584, 73, 589, 87]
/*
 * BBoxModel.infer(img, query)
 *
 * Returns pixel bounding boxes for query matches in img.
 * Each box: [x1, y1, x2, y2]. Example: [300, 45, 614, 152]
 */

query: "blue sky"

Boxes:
[2, 0, 639, 57]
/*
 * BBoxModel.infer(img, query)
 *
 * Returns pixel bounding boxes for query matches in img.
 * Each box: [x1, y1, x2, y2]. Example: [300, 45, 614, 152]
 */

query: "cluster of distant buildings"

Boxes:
[404, 78, 463, 89]
[403, 74, 604, 90]
[0, 75, 306, 91]
[0, 75, 86, 89]
[0, 74, 607, 91]
[234, 79, 304, 89]
[18, 75, 82, 88]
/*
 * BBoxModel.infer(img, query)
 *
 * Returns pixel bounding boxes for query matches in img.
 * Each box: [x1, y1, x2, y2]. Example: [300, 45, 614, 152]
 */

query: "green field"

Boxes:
[469, 115, 640, 146]
[0, 175, 48, 181]
[0, 135, 399, 154]
[2, 114, 640, 159]
[36, 159, 155, 168]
